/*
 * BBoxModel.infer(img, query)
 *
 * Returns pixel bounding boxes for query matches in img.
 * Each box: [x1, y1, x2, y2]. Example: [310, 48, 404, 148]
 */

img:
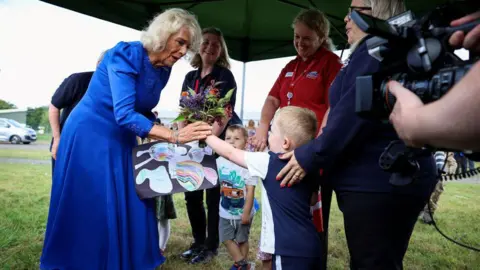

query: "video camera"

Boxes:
[350, 5, 480, 185]
[352, 6, 479, 119]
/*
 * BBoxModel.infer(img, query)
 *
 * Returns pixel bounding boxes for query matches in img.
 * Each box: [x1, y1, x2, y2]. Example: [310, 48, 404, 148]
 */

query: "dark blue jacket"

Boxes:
[295, 37, 437, 198]
[181, 65, 242, 140]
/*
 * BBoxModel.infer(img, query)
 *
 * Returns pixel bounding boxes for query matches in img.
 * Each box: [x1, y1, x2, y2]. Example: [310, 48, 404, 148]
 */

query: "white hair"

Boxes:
[363, 0, 406, 20]
[140, 8, 202, 53]
[350, 0, 406, 52]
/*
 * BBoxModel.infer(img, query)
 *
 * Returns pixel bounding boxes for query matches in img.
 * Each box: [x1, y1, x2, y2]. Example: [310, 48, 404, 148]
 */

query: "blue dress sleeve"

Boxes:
[294, 48, 380, 173]
[107, 42, 154, 138]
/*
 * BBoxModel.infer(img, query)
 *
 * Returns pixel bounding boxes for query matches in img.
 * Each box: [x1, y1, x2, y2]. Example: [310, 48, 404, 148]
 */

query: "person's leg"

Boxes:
[205, 185, 221, 251]
[237, 221, 252, 260]
[158, 219, 170, 252]
[190, 186, 220, 264]
[257, 246, 273, 270]
[220, 218, 244, 262]
[422, 181, 444, 224]
[262, 259, 272, 270]
[319, 185, 332, 270]
[51, 157, 55, 175]
[390, 194, 430, 266]
[185, 190, 206, 245]
[336, 191, 427, 270]
[225, 240, 244, 262]
[468, 159, 475, 170]
[239, 241, 249, 260]
[181, 190, 206, 259]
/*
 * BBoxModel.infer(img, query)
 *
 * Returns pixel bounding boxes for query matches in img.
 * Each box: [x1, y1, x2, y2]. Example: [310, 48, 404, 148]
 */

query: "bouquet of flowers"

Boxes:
[173, 86, 234, 147]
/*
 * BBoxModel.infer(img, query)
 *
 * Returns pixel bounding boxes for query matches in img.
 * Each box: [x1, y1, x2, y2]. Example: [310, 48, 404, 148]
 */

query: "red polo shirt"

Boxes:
[269, 47, 342, 133]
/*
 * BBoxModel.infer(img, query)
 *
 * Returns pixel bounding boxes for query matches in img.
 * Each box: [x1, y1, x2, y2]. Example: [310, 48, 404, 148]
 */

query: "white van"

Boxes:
[0, 118, 37, 144]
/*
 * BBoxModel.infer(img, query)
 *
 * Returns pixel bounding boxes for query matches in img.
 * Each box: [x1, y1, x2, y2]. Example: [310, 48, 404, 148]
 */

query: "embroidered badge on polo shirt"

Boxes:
[306, 71, 318, 79]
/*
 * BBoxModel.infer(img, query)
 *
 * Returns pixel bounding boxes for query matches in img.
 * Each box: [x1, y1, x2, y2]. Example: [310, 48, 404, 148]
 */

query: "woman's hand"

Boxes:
[176, 122, 212, 143]
[51, 137, 60, 160]
[276, 151, 307, 187]
[251, 124, 269, 152]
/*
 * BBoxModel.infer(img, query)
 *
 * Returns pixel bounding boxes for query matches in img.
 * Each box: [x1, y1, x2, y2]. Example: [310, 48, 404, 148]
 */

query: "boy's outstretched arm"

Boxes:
[205, 135, 247, 168]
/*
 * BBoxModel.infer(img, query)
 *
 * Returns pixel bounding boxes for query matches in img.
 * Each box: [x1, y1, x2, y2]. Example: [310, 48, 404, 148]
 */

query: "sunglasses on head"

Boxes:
[347, 6, 372, 20]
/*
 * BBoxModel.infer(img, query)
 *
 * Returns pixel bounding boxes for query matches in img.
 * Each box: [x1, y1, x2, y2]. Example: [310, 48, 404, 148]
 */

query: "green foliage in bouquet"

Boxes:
[173, 87, 234, 125]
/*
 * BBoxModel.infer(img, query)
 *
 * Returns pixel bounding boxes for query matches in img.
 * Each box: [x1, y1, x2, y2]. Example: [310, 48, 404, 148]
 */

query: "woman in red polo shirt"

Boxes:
[251, 8, 341, 270]
[252, 9, 341, 150]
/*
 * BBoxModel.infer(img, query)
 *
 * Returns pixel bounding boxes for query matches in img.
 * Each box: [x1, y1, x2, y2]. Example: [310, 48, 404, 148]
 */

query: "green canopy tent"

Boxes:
[39, 0, 454, 62]
[39, 0, 458, 118]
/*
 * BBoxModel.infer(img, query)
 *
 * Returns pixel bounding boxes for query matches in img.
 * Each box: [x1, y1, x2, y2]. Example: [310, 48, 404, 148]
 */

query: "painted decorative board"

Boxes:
[133, 140, 219, 199]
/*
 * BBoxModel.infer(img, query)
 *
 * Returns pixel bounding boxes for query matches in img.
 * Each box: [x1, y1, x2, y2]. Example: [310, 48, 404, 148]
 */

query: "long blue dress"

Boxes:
[40, 41, 171, 270]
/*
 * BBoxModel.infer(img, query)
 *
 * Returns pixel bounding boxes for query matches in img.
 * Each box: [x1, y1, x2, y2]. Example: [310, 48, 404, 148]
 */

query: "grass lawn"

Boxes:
[1, 163, 479, 269]
[36, 134, 52, 143]
[0, 149, 50, 160]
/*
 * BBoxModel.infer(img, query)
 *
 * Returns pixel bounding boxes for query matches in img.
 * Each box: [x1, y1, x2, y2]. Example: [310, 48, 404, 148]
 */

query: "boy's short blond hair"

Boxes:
[226, 124, 248, 141]
[274, 106, 317, 147]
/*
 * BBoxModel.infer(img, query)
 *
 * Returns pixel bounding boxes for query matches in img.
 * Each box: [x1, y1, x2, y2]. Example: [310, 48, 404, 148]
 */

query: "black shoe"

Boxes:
[189, 249, 217, 264]
[180, 243, 203, 260]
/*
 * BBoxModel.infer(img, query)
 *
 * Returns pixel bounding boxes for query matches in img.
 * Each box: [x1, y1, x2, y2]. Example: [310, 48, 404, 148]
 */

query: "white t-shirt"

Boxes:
[244, 152, 275, 254]
[217, 156, 258, 220]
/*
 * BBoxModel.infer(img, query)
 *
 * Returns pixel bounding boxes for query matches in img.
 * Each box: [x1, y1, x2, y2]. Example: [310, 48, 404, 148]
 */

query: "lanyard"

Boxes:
[194, 79, 200, 93]
[289, 58, 317, 89]
[194, 76, 210, 94]
[286, 58, 317, 105]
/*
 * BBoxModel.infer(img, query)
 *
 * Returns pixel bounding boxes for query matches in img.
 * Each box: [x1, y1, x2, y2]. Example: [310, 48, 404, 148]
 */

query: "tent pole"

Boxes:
[240, 62, 247, 122]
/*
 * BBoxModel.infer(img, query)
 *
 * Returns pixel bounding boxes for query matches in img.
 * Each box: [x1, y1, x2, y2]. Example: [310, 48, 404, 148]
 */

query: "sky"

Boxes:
[0, 0, 468, 121]
[0, 0, 304, 120]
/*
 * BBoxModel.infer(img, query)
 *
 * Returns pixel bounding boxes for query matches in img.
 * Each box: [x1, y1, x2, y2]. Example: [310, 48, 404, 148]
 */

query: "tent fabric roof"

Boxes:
[41, 0, 449, 62]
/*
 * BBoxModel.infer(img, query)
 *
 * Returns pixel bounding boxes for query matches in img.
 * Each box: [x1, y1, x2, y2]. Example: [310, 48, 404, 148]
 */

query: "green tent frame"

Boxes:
[39, 0, 456, 119]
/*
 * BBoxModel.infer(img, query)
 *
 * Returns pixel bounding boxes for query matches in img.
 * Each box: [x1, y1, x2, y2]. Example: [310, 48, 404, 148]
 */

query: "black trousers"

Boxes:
[184, 185, 220, 251]
[51, 157, 55, 175]
[336, 191, 428, 270]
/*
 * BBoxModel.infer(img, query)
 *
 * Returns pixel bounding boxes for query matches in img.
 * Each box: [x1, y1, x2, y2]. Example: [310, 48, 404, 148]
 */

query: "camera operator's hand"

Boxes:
[387, 81, 426, 148]
[388, 62, 480, 151]
[449, 11, 480, 53]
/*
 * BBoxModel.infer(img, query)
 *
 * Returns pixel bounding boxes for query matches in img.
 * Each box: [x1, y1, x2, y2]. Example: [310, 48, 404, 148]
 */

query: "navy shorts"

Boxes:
[272, 255, 321, 270]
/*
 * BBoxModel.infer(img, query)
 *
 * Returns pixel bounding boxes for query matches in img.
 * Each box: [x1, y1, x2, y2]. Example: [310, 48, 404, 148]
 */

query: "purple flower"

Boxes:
[180, 94, 205, 111]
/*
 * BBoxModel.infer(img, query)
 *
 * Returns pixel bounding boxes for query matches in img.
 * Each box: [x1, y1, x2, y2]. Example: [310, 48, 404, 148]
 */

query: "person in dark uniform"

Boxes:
[48, 52, 104, 171]
[178, 27, 242, 264]
[277, 1, 438, 269]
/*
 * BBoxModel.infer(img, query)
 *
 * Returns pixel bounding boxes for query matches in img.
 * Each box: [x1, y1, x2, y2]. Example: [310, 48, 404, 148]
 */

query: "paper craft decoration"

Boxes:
[133, 140, 219, 199]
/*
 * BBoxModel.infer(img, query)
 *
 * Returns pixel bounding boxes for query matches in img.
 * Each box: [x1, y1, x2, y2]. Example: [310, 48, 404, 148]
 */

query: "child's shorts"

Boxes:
[219, 217, 251, 243]
[272, 255, 321, 270]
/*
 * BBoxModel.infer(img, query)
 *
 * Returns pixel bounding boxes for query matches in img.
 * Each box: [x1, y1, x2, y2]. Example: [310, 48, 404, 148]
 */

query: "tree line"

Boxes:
[0, 99, 50, 132]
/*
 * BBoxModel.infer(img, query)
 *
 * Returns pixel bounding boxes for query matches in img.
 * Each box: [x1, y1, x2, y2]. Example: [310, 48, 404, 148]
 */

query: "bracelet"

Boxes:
[173, 130, 179, 144]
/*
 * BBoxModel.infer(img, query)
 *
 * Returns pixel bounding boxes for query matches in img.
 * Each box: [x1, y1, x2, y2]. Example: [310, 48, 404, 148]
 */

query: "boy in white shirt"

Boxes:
[217, 125, 257, 270]
[207, 107, 322, 270]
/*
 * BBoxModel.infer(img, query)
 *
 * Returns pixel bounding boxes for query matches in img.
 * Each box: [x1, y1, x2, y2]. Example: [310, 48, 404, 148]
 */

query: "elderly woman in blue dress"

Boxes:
[40, 8, 212, 270]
